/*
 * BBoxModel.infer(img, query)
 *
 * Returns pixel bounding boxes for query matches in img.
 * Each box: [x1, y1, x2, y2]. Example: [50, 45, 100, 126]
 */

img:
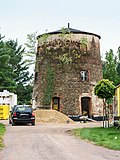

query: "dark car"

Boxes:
[9, 105, 35, 126]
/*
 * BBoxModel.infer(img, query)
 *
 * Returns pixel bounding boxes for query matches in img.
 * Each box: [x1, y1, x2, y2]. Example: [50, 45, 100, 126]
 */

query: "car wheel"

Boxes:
[12, 122, 16, 126]
[31, 122, 35, 126]
[9, 119, 12, 124]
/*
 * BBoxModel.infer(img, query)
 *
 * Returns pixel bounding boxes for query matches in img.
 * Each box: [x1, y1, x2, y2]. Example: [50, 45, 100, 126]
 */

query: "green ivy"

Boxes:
[43, 66, 55, 105]
[38, 32, 49, 45]
[38, 28, 88, 65]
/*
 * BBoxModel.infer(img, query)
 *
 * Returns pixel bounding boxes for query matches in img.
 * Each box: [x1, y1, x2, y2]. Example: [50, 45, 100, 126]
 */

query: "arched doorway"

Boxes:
[52, 97, 60, 111]
[81, 97, 91, 116]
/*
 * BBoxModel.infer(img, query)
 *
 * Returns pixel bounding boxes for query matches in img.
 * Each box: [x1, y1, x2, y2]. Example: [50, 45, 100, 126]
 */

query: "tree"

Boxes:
[94, 79, 115, 100]
[94, 79, 115, 128]
[16, 84, 33, 104]
[0, 38, 33, 104]
[0, 39, 16, 92]
[102, 49, 120, 86]
[24, 32, 37, 66]
[5, 40, 32, 83]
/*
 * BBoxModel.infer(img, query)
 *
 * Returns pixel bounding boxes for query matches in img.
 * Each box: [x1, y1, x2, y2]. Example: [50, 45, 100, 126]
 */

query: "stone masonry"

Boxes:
[33, 27, 103, 116]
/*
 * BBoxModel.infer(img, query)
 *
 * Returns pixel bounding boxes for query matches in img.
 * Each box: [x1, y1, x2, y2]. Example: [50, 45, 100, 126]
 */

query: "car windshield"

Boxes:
[16, 106, 32, 112]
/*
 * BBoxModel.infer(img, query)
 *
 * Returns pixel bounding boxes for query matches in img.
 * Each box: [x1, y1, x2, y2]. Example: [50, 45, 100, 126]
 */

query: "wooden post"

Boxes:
[103, 99, 105, 128]
[113, 96, 115, 125]
[108, 104, 110, 128]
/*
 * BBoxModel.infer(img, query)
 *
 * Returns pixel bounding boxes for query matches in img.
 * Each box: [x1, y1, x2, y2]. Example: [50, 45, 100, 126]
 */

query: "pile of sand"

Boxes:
[33, 109, 75, 124]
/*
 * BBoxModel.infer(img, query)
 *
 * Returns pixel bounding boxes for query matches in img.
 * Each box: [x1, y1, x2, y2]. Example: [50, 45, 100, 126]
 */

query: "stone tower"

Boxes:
[33, 26, 103, 116]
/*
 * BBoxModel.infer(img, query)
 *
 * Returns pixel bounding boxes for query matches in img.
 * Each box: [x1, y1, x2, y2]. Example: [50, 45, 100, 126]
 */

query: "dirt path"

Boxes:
[0, 120, 120, 160]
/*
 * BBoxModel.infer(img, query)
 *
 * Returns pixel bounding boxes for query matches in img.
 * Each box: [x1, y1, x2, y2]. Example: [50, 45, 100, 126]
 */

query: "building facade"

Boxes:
[33, 26, 103, 116]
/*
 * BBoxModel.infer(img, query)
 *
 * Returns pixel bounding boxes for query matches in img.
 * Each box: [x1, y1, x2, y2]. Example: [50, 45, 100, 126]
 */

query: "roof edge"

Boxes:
[37, 27, 101, 39]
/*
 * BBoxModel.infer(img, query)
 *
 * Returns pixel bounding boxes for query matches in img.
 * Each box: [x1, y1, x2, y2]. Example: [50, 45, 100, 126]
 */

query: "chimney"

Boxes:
[68, 23, 70, 28]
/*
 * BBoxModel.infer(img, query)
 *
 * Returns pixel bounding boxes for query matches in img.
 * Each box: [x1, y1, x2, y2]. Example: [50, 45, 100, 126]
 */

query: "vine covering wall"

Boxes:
[43, 66, 55, 105]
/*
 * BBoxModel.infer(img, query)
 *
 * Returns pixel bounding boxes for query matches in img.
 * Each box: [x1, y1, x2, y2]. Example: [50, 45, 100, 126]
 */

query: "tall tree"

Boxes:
[4, 40, 32, 85]
[0, 38, 33, 104]
[0, 39, 16, 92]
[102, 49, 120, 86]
[24, 32, 37, 66]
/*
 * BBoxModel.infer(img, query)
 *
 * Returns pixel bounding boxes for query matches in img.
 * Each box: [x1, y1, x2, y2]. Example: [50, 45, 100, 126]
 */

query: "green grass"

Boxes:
[72, 127, 120, 150]
[0, 123, 6, 150]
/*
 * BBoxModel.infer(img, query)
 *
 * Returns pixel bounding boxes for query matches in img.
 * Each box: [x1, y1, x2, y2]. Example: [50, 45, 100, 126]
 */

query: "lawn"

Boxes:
[72, 127, 120, 150]
[0, 123, 6, 150]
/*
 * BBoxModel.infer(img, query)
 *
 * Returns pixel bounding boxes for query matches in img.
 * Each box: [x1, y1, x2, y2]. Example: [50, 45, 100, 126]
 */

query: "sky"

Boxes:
[0, 0, 120, 59]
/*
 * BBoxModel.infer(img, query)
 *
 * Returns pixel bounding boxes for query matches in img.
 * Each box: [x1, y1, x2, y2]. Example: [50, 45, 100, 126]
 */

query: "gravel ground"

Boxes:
[0, 120, 120, 160]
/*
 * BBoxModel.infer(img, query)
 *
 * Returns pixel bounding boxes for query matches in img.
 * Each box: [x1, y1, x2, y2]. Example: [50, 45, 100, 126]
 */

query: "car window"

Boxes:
[16, 106, 32, 112]
[12, 105, 17, 111]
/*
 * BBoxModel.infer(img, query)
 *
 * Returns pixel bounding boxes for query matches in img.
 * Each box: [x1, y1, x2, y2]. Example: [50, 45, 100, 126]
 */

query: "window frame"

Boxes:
[80, 70, 90, 82]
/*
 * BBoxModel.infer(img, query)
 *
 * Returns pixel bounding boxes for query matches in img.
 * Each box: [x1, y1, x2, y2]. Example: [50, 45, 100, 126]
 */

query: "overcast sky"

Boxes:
[0, 0, 120, 58]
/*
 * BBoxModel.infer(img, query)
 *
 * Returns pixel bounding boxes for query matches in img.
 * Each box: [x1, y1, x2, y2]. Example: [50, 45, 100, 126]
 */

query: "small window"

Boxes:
[80, 70, 89, 81]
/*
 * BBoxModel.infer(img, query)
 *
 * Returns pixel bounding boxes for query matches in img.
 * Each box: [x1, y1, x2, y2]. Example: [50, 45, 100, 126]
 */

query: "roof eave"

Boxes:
[37, 27, 101, 39]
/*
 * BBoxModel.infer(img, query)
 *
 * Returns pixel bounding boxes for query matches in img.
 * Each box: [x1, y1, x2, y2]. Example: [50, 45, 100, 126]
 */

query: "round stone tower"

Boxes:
[33, 25, 103, 116]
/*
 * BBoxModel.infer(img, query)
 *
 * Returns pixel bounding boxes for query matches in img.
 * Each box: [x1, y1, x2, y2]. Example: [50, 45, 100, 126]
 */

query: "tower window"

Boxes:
[80, 70, 89, 81]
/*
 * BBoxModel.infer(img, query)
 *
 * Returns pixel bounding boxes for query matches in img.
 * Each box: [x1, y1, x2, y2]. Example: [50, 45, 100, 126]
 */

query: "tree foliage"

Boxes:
[0, 40, 16, 92]
[0, 37, 33, 104]
[16, 84, 33, 104]
[94, 79, 115, 100]
[102, 49, 120, 85]
[24, 32, 37, 66]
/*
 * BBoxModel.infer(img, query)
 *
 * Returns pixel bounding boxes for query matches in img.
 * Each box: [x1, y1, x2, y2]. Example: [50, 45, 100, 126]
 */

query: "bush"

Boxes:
[114, 120, 120, 130]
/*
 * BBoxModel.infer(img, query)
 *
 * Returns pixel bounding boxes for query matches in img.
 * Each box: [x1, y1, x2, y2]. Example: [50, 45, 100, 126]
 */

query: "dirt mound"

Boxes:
[34, 109, 75, 124]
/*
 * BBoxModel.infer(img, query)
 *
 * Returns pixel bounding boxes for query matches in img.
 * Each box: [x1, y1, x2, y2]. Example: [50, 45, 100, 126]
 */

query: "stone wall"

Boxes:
[33, 33, 103, 116]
